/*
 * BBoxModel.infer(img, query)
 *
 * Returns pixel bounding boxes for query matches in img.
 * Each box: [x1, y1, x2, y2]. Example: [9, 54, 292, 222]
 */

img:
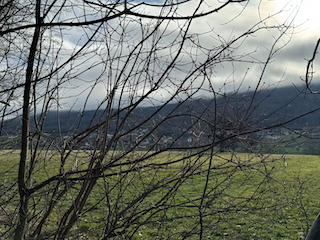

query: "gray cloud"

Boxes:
[40, 0, 318, 110]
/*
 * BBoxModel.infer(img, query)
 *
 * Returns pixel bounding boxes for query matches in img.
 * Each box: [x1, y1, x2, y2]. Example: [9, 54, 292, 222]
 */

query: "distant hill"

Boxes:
[2, 84, 320, 136]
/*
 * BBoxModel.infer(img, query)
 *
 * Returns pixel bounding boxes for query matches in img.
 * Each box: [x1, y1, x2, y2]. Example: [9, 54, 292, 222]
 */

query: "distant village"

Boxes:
[2, 124, 320, 153]
[2, 125, 319, 152]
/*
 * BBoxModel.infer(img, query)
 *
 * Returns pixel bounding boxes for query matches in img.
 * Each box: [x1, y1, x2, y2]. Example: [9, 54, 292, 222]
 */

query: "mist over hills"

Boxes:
[2, 84, 320, 136]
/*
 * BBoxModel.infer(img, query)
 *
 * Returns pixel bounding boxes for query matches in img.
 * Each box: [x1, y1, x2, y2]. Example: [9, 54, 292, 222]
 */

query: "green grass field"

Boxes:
[1, 151, 320, 239]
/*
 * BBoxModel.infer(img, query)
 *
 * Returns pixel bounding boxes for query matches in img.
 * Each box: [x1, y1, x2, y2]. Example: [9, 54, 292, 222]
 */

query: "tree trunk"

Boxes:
[14, 0, 41, 239]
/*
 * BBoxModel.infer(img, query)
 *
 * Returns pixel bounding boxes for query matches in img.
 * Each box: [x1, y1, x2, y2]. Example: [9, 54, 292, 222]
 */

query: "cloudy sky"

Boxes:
[271, 0, 320, 86]
[199, 0, 320, 90]
[47, 0, 320, 110]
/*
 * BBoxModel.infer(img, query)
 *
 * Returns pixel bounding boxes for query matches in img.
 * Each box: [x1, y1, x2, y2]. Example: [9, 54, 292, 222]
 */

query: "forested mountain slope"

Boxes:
[2, 84, 320, 136]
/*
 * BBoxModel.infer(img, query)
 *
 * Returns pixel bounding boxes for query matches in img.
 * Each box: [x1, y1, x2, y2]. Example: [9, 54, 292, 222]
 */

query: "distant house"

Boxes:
[266, 135, 280, 140]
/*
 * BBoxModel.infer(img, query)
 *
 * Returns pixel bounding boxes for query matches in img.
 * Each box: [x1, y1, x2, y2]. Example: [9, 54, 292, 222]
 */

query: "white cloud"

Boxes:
[14, 0, 316, 110]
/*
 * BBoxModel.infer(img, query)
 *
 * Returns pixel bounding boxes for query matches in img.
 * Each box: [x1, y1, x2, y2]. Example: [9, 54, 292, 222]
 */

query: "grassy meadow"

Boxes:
[1, 151, 320, 239]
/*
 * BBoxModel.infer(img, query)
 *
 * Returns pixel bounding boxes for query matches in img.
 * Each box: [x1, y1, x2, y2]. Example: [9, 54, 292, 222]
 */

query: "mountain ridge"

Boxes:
[2, 84, 320, 136]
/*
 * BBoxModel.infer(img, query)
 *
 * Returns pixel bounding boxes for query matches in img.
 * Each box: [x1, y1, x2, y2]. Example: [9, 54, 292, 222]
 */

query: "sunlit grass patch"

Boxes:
[1, 151, 320, 239]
